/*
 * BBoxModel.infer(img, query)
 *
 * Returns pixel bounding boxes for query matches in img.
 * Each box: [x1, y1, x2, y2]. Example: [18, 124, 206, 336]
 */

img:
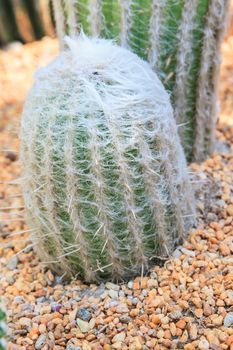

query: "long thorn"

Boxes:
[8, 229, 36, 237]
[0, 149, 18, 153]
[12, 243, 34, 257]
[6, 194, 23, 198]
[0, 181, 21, 185]
[0, 218, 25, 222]
[0, 206, 25, 211]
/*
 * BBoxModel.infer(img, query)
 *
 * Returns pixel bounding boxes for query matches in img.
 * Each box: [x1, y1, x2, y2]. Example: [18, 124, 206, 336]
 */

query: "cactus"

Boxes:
[20, 36, 195, 282]
[52, 0, 230, 161]
[0, 0, 21, 45]
[0, 303, 6, 350]
[0, 0, 54, 46]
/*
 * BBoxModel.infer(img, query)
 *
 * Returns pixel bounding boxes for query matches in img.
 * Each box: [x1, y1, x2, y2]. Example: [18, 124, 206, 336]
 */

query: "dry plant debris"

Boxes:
[0, 24, 233, 349]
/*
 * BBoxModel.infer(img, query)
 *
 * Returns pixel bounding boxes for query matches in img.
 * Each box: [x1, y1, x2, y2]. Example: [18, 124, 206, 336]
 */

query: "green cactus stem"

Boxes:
[52, 0, 230, 162]
[20, 36, 195, 282]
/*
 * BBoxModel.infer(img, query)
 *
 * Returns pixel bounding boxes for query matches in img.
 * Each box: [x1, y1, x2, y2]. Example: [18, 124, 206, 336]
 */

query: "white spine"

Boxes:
[174, 0, 199, 127]
[148, 0, 166, 69]
[119, 0, 132, 48]
[52, 0, 66, 50]
[65, 0, 79, 36]
[64, 114, 96, 281]
[89, 0, 103, 36]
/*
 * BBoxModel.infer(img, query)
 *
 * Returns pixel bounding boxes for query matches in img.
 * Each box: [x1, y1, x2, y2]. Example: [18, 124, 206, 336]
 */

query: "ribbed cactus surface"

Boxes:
[52, 0, 230, 161]
[20, 36, 195, 282]
[0, 303, 6, 350]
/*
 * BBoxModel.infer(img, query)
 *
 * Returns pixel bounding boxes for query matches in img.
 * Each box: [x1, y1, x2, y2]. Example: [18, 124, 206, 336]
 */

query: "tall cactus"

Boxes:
[0, 303, 6, 350]
[20, 36, 195, 282]
[52, 0, 230, 161]
[0, 0, 54, 46]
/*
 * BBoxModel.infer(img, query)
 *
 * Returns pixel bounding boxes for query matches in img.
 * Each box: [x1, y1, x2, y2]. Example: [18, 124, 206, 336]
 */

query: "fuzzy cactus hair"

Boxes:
[20, 35, 195, 282]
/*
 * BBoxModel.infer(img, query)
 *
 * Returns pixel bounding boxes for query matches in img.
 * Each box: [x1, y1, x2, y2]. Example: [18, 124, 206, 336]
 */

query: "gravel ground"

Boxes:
[0, 28, 233, 350]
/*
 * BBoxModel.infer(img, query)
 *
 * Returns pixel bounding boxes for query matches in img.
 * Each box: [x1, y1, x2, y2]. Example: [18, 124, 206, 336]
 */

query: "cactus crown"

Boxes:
[20, 36, 195, 282]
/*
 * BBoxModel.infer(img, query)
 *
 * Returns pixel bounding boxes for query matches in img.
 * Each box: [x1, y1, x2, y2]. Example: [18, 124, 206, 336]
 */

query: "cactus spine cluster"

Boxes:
[20, 36, 195, 282]
[0, 303, 6, 350]
[52, 0, 230, 161]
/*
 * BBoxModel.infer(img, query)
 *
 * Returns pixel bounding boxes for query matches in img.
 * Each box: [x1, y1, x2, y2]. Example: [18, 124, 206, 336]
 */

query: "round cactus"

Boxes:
[0, 303, 6, 350]
[20, 35, 195, 282]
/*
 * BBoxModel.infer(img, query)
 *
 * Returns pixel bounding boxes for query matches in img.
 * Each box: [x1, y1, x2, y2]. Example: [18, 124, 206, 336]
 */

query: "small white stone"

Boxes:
[224, 312, 233, 327]
[180, 247, 196, 257]
[116, 304, 129, 313]
[108, 290, 119, 299]
[88, 318, 96, 330]
[172, 248, 182, 258]
[19, 317, 32, 328]
[127, 281, 133, 289]
[198, 337, 209, 350]
[105, 282, 120, 291]
[76, 318, 90, 333]
[112, 332, 126, 342]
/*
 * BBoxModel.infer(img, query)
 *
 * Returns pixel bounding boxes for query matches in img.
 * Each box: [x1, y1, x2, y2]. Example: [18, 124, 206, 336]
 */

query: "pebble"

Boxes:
[189, 324, 198, 340]
[151, 315, 161, 325]
[224, 312, 233, 326]
[76, 308, 92, 322]
[105, 282, 120, 291]
[116, 304, 129, 313]
[112, 332, 126, 343]
[172, 248, 182, 259]
[157, 330, 164, 339]
[220, 243, 230, 255]
[199, 337, 209, 350]
[176, 319, 186, 329]
[19, 317, 32, 328]
[5, 151, 17, 161]
[132, 298, 139, 305]
[5, 274, 15, 285]
[14, 296, 25, 304]
[51, 303, 62, 312]
[195, 308, 203, 318]
[69, 308, 77, 322]
[76, 319, 90, 333]
[169, 310, 183, 320]
[212, 315, 223, 326]
[226, 205, 233, 216]
[66, 345, 82, 350]
[161, 316, 169, 324]
[180, 247, 196, 257]
[119, 315, 132, 323]
[38, 324, 46, 333]
[127, 281, 133, 289]
[40, 305, 51, 315]
[35, 334, 47, 349]
[108, 290, 118, 299]
[6, 256, 18, 270]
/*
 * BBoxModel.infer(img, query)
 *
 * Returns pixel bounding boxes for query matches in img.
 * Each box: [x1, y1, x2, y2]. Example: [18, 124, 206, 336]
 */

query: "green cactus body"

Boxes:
[20, 36, 195, 282]
[0, 304, 6, 350]
[52, 0, 229, 162]
[76, 0, 90, 34]
[101, 0, 121, 39]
